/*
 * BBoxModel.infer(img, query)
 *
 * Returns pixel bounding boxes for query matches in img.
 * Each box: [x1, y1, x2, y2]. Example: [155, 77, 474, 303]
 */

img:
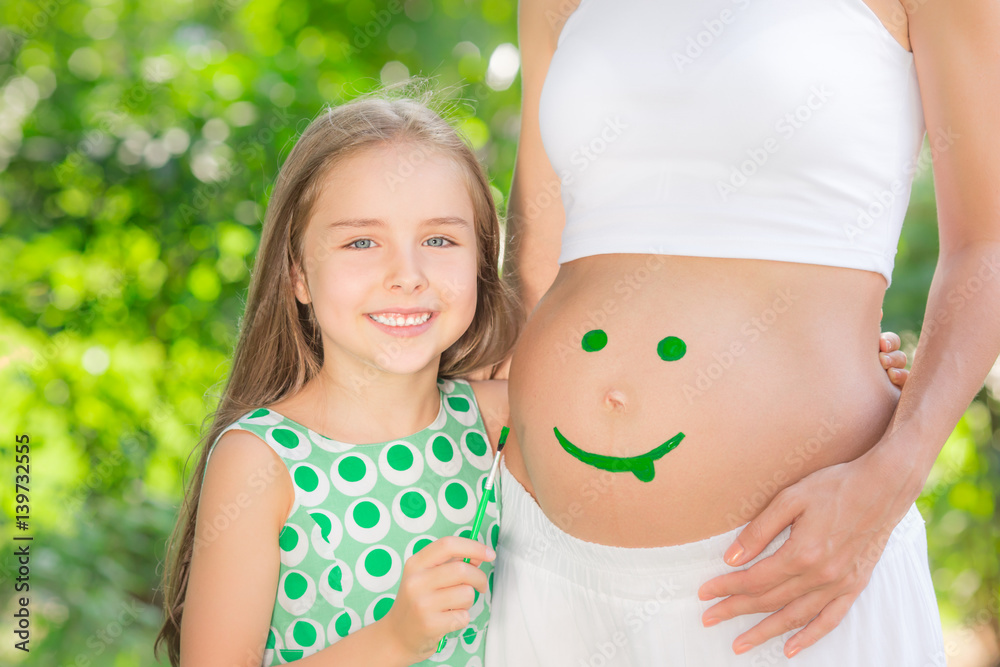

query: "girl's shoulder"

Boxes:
[204, 408, 322, 481]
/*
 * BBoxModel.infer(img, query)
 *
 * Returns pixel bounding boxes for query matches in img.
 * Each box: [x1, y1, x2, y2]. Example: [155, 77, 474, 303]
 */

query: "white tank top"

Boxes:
[540, 0, 926, 286]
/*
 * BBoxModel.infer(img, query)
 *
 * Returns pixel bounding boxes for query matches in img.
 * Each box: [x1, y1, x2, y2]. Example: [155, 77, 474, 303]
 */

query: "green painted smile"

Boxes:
[556, 328, 688, 482]
[553, 426, 685, 482]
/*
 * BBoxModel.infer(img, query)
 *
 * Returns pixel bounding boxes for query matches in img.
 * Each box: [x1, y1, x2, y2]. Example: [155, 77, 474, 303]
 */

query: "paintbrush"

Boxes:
[437, 425, 509, 653]
[463, 425, 508, 564]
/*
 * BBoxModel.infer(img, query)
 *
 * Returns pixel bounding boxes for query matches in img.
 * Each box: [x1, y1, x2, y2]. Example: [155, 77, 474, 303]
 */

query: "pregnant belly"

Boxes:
[505, 254, 900, 547]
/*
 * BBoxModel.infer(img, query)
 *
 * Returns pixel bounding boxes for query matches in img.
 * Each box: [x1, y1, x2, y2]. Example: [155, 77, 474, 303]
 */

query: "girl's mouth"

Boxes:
[366, 311, 437, 337]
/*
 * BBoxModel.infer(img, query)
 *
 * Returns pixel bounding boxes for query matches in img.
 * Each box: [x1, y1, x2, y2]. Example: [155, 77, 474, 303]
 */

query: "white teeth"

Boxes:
[369, 312, 431, 327]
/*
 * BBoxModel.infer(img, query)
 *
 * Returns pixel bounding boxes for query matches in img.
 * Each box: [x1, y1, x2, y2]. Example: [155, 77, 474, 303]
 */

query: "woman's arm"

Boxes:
[504, 0, 578, 316]
[462, 0, 577, 383]
[698, 0, 1000, 657]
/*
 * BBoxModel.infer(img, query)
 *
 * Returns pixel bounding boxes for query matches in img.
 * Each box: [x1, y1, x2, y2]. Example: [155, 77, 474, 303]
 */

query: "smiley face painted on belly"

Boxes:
[554, 330, 687, 482]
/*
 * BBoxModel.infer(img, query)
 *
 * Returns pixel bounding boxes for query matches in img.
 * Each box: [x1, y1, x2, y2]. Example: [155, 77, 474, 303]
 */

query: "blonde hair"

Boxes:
[155, 80, 521, 665]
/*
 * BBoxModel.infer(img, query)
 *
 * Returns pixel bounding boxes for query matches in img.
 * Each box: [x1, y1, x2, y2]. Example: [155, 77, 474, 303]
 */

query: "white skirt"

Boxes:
[485, 460, 945, 666]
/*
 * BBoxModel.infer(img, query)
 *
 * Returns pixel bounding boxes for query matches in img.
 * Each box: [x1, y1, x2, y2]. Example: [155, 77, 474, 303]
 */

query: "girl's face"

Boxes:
[293, 143, 480, 379]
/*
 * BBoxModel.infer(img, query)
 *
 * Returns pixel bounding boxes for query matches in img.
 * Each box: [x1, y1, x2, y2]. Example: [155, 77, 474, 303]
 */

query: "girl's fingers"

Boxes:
[889, 368, 909, 387]
[423, 560, 491, 596]
[432, 583, 478, 613]
[406, 536, 495, 569]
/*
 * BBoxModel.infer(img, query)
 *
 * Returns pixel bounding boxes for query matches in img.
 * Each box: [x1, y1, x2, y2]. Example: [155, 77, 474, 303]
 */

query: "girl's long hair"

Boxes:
[155, 80, 521, 665]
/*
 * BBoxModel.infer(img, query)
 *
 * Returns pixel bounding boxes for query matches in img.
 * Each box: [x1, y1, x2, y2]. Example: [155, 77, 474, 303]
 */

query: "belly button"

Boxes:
[603, 390, 628, 414]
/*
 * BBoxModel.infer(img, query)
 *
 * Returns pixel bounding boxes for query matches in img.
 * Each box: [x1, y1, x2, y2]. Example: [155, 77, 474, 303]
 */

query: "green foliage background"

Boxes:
[0, 0, 996, 664]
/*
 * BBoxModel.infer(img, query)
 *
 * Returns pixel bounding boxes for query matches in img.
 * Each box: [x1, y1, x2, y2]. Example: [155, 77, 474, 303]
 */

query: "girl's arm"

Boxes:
[181, 430, 493, 667]
[181, 431, 409, 666]
[698, 0, 1000, 657]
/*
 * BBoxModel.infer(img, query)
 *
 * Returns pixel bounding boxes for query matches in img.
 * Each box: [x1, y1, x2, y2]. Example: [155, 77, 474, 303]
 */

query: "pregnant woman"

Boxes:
[486, 0, 1000, 665]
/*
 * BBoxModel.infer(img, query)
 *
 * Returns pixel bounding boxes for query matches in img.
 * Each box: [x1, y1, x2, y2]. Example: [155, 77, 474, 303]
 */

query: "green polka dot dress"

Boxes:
[211, 378, 499, 666]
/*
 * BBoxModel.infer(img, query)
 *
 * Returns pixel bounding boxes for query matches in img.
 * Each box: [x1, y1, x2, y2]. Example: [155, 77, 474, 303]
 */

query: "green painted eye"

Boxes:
[657, 336, 686, 361]
[581, 329, 607, 352]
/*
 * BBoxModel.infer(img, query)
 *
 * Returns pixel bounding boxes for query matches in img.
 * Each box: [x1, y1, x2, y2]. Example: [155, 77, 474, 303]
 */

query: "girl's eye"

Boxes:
[425, 237, 452, 247]
[348, 239, 374, 249]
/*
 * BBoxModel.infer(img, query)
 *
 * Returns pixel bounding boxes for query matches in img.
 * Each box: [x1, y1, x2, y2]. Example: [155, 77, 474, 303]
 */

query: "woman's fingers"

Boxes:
[701, 572, 803, 625]
[729, 590, 836, 655]
[782, 594, 856, 657]
[878, 331, 902, 352]
[716, 488, 802, 570]
[699, 550, 796, 607]
[879, 350, 907, 369]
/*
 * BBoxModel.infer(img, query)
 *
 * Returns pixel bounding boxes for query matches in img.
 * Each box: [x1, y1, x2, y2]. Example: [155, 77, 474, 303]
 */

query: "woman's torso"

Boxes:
[214, 378, 498, 664]
[506, 0, 918, 547]
[505, 255, 899, 546]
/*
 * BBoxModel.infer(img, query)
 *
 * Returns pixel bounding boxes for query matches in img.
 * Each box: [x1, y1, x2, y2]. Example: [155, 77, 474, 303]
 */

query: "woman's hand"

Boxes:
[879, 331, 908, 387]
[697, 447, 915, 658]
[381, 536, 495, 662]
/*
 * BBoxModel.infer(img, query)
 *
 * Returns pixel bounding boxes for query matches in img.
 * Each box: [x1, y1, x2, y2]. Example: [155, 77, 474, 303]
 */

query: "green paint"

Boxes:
[657, 335, 686, 361]
[553, 426, 684, 482]
[581, 329, 608, 352]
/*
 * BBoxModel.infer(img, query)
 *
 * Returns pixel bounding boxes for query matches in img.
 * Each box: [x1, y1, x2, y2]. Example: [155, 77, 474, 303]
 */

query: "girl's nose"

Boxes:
[385, 248, 429, 293]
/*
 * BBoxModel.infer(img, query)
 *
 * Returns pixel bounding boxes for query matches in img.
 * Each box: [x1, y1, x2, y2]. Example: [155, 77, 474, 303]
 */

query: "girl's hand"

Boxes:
[382, 536, 495, 661]
[697, 448, 913, 658]
[879, 331, 908, 387]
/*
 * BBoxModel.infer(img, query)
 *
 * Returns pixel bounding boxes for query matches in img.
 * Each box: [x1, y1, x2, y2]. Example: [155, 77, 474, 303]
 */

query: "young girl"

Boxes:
[155, 86, 520, 666]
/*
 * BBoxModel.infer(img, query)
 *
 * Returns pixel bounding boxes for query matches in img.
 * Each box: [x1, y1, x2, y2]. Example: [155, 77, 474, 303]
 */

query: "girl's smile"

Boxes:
[366, 310, 438, 337]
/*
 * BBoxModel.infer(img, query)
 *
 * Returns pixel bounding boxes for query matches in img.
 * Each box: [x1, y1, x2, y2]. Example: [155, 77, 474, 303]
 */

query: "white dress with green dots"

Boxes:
[211, 378, 499, 666]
